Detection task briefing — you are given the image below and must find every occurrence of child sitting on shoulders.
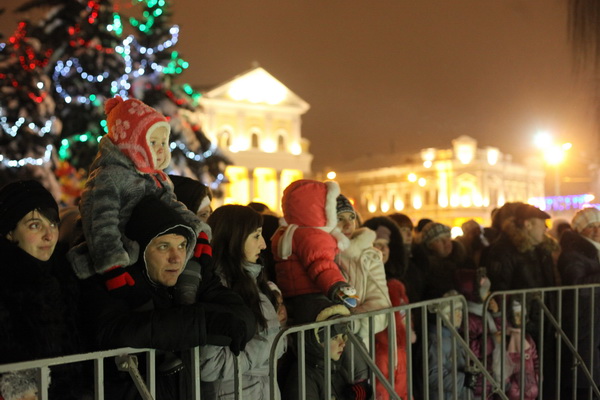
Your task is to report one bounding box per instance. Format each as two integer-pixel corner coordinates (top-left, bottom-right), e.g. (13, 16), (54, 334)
(68, 96), (205, 290)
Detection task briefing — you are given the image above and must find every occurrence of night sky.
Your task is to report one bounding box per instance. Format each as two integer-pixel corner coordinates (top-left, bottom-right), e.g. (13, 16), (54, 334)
(2, 0), (597, 177)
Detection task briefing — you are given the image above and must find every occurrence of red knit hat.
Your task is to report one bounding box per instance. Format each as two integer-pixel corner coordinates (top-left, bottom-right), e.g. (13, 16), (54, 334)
(104, 96), (171, 173)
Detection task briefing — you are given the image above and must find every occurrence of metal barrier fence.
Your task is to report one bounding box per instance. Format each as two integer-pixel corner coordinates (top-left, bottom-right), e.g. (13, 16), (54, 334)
(2, 284), (600, 400)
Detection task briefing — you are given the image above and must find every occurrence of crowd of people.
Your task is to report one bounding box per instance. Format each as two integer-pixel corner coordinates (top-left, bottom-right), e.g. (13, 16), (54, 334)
(1, 96), (600, 400)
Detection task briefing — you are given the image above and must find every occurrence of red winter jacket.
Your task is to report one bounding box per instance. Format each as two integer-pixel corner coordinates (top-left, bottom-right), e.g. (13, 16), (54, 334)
(272, 180), (349, 298)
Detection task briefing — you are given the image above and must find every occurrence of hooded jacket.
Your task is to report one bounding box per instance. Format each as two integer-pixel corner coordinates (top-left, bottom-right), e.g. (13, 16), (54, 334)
(68, 136), (204, 279)
(272, 180), (349, 298)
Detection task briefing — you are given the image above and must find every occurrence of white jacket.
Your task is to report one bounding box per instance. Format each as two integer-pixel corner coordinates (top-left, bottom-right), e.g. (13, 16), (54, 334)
(338, 228), (392, 346)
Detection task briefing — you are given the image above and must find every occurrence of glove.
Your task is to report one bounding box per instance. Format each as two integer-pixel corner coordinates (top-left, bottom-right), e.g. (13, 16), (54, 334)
(103, 266), (135, 291)
(343, 381), (373, 400)
(333, 284), (359, 308)
(206, 313), (249, 356)
(464, 369), (479, 390)
(194, 231), (212, 258)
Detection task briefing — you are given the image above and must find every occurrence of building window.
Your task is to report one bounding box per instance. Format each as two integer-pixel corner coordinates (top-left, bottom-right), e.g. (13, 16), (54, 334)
(278, 134), (285, 151)
(251, 133), (259, 149)
(218, 131), (231, 148)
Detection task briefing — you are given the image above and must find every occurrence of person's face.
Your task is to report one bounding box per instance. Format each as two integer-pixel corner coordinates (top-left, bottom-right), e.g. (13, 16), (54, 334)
(581, 222), (600, 244)
(524, 218), (547, 245)
(7, 210), (58, 261)
(373, 238), (390, 263)
(197, 205), (212, 223)
(144, 233), (187, 287)
(513, 310), (522, 327)
(428, 235), (452, 258)
(244, 227), (266, 263)
(328, 333), (347, 361)
(149, 128), (168, 168)
(337, 212), (356, 238)
(399, 226), (413, 246)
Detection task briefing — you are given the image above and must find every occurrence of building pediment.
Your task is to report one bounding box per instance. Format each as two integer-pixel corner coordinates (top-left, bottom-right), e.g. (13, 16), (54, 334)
(202, 67), (309, 113)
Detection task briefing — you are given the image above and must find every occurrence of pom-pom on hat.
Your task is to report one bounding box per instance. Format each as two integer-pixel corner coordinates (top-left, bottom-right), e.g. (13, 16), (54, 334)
(421, 222), (451, 246)
(104, 96), (171, 172)
(336, 194), (355, 216)
(0, 180), (58, 236)
(572, 207), (600, 233)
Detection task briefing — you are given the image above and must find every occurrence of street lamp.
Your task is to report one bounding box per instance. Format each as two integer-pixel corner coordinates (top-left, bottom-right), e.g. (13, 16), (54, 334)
(535, 132), (571, 196)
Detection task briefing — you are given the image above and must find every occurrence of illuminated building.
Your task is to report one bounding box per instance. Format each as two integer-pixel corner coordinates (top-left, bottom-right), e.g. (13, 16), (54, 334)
(199, 67), (313, 212)
(325, 136), (546, 227)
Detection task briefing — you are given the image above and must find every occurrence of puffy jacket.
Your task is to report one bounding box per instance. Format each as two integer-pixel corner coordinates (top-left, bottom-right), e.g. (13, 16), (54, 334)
(272, 180), (349, 298)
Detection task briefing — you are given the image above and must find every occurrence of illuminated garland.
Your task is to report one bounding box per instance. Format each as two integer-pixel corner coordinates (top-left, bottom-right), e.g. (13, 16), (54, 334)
(53, 58), (130, 104)
(0, 144), (53, 168)
(117, 25), (181, 77)
(0, 110), (55, 138)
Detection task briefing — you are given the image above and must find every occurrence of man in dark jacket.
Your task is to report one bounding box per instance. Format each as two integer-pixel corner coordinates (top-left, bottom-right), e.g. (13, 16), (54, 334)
(483, 203), (556, 292)
(558, 207), (600, 398)
(79, 195), (256, 399)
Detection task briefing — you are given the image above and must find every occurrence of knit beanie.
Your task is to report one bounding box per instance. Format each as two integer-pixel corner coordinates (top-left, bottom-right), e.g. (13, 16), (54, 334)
(105, 96), (171, 173)
(421, 222), (451, 246)
(0, 180), (58, 236)
(572, 207), (600, 233)
(125, 195), (196, 263)
(336, 194), (355, 216)
(170, 175), (211, 213)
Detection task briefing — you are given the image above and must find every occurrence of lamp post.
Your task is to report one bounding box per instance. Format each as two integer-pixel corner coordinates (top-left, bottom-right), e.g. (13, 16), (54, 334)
(542, 142), (572, 196)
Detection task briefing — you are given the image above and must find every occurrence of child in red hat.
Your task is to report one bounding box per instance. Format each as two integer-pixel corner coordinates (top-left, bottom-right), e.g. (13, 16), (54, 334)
(68, 96), (206, 291)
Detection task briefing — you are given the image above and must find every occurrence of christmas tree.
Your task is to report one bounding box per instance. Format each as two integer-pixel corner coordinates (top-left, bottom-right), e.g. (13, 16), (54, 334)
(0, 21), (62, 196)
(0, 0), (229, 196)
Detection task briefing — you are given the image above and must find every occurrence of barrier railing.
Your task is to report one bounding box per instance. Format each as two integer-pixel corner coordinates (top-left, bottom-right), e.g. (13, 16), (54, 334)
(2, 284), (600, 400)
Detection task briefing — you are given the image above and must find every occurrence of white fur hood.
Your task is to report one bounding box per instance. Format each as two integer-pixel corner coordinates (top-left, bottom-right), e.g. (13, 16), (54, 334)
(343, 228), (377, 259)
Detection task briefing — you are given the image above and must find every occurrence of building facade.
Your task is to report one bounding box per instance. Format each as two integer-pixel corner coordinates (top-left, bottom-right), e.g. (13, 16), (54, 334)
(199, 67), (313, 212)
(327, 136), (546, 228)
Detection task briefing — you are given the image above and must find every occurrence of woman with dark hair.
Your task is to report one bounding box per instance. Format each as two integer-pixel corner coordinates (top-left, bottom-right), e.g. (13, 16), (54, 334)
(0, 180), (86, 400)
(200, 205), (285, 400)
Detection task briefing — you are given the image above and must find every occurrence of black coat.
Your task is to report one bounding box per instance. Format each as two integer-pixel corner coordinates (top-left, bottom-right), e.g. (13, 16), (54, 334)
(0, 238), (86, 399)
(79, 257), (256, 400)
(483, 234), (556, 292)
(557, 230), (600, 388)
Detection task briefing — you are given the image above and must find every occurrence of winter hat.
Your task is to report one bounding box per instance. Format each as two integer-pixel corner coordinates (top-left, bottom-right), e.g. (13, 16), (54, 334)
(421, 222), (451, 246)
(125, 195), (196, 264)
(104, 96), (171, 173)
(572, 207), (600, 233)
(514, 203), (550, 223)
(375, 225), (391, 242)
(170, 175), (212, 213)
(336, 194), (355, 216)
(0, 180), (59, 236)
(415, 218), (433, 233)
(314, 303), (351, 344)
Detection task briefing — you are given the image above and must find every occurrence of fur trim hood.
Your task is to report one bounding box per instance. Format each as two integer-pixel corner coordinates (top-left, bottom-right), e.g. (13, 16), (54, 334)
(342, 228), (376, 259)
(281, 179), (339, 229)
